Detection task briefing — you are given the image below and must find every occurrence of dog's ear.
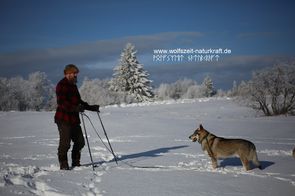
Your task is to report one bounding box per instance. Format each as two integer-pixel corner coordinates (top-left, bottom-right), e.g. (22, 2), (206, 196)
(200, 124), (203, 130)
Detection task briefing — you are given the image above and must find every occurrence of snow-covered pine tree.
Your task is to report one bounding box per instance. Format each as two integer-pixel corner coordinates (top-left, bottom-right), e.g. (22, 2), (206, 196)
(0, 72), (55, 111)
(28, 71), (55, 111)
(201, 75), (216, 97)
(109, 43), (154, 102)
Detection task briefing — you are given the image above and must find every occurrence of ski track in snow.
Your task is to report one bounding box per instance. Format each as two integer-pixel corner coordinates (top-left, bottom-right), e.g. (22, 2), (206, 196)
(1, 164), (63, 195)
(116, 150), (295, 187)
(1, 145), (293, 195)
(0, 98), (295, 195)
(2, 149), (294, 196)
(0, 160), (110, 195)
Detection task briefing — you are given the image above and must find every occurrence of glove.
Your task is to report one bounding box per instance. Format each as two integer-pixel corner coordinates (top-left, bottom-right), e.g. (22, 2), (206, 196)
(89, 104), (100, 112)
(76, 104), (85, 112)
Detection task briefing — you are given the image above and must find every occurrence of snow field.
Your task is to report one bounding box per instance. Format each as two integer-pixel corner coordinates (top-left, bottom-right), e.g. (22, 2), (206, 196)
(0, 98), (294, 195)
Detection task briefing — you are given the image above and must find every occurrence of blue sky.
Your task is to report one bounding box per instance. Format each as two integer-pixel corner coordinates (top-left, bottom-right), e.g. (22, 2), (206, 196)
(0, 0), (294, 89)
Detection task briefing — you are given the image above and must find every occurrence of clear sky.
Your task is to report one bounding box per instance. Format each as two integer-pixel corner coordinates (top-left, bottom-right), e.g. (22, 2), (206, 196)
(1, 0), (294, 89)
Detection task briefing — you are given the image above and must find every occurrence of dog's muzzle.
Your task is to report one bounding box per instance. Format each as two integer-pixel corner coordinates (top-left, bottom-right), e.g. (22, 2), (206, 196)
(189, 135), (198, 142)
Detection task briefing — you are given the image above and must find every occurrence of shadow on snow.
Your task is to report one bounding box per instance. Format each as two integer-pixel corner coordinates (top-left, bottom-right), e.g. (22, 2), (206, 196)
(118, 145), (189, 161)
(220, 157), (274, 170)
(83, 145), (189, 167)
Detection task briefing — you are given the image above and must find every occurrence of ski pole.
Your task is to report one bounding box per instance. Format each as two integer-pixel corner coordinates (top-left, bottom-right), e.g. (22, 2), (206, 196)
(96, 111), (118, 164)
(81, 112), (95, 171)
(82, 113), (112, 153)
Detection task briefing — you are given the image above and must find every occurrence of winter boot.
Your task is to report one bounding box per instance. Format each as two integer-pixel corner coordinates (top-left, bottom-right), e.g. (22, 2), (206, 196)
(72, 151), (81, 167)
(60, 161), (70, 170)
(58, 154), (70, 170)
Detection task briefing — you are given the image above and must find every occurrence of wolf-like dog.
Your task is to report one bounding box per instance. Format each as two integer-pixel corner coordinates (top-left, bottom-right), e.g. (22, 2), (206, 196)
(189, 124), (262, 171)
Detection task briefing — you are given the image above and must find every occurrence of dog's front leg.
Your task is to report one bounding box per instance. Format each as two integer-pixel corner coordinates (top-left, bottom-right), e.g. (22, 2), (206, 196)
(206, 149), (218, 169)
(210, 156), (218, 169)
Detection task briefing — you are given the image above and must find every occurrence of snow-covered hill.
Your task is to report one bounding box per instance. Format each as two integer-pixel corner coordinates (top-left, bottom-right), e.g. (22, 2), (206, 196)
(0, 98), (294, 195)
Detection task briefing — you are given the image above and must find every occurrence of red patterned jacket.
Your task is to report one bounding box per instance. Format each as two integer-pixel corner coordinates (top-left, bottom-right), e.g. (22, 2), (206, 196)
(54, 77), (88, 125)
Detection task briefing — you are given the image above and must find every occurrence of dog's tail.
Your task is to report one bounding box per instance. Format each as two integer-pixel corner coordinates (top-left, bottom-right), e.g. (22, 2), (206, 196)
(250, 144), (262, 170)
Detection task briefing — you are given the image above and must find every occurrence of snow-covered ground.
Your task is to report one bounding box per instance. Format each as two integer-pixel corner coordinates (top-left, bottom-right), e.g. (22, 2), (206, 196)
(0, 98), (294, 196)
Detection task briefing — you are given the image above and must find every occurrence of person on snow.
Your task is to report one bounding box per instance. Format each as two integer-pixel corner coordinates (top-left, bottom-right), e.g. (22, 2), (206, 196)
(54, 64), (99, 170)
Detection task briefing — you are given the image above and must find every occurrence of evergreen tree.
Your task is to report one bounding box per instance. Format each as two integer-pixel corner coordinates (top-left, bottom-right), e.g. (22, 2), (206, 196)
(202, 75), (216, 97)
(109, 43), (154, 102)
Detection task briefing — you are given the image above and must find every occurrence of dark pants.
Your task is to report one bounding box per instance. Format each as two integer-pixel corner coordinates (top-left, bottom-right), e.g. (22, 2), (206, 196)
(57, 123), (85, 164)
